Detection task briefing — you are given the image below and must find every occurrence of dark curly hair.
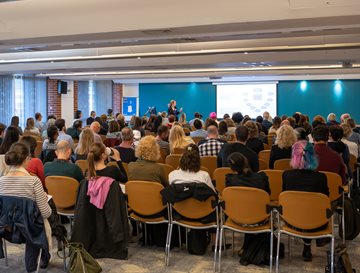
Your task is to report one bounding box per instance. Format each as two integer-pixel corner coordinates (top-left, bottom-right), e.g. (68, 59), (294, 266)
(179, 144), (200, 172)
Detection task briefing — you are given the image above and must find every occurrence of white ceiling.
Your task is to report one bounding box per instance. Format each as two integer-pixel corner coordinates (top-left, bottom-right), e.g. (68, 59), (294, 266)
(0, 0), (360, 82)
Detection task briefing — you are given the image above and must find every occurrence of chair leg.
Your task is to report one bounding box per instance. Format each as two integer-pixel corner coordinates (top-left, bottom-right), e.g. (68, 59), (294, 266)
(214, 227), (220, 273)
(342, 209), (346, 245)
(178, 226), (182, 250)
(165, 222), (173, 266)
(3, 239), (8, 267)
(36, 248), (42, 273)
(231, 232), (235, 257)
(330, 236), (335, 273)
(223, 231), (227, 256)
(185, 228), (188, 250)
(63, 244), (66, 272)
(288, 236), (292, 260)
(270, 231), (273, 273)
(144, 224), (147, 246)
(217, 227), (223, 273)
(275, 232), (281, 273)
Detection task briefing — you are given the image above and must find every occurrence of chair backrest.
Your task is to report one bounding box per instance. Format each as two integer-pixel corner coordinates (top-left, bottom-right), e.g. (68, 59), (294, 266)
(222, 187), (270, 225)
(45, 176), (79, 209)
(183, 128), (191, 136)
(165, 154), (182, 169)
(279, 191), (331, 230)
(75, 159), (88, 176)
(273, 159), (292, 170)
(192, 137), (205, 145)
(173, 147), (186, 154)
(258, 150), (270, 168)
(157, 163), (175, 180)
(267, 134), (276, 146)
(260, 169), (284, 201)
(156, 148), (168, 164)
(213, 167), (235, 194)
(173, 196), (216, 220)
(125, 181), (165, 216)
(34, 141), (43, 158)
(320, 171), (343, 202)
(122, 162), (129, 177)
(349, 154), (357, 172)
(258, 159), (267, 171)
(263, 143), (270, 150)
(103, 138), (121, 147)
(200, 156), (217, 179)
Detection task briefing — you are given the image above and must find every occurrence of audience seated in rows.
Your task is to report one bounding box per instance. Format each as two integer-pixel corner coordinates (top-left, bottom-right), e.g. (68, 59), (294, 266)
(198, 126), (224, 157)
(24, 117), (41, 136)
(0, 123), (6, 145)
(341, 123), (359, 157)
(169, 125), (194, 153)
(72, 128), (94, 162)
(34, 112), (44, 132)
(90, 121), (102, 143)
(10, 116), (23, 135)
(55, 118), (74, 150)
(169, 144), (215, 192)
(245, 120), (264, 155)
(217, 126), (259, 171)
(44, 140), (84, 183)
(269, 125), (297, 169)
(66, 119), (82, 140)
(0, 126), (20, 173)
(115, 127), (137, 163)
(128, 135), (167, 186)
(156, 125), (170, 156)
(282, 140), (329, 261)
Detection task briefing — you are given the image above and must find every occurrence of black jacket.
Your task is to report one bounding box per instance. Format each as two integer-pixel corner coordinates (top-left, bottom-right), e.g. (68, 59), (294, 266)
(0, 196), (48, 258)
(225, 172), (271, 195)
(71, 179), (129, 259)
(161, 182), (217, 205)
(217, 142), (259, 172)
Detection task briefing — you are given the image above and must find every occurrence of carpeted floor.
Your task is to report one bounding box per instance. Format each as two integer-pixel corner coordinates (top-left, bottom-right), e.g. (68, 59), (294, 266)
(1, 229), (359, 273)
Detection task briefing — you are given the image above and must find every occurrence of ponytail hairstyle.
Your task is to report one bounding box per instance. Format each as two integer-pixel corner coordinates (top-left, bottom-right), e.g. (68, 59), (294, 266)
(87, 142), (106, 179)
(5, 142), (30, 166)
(227, 152), (252, 176)
(179, 144), (200, 172)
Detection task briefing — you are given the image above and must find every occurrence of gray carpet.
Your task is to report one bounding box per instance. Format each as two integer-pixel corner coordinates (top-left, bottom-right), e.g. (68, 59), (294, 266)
(1, 230), (359, 273)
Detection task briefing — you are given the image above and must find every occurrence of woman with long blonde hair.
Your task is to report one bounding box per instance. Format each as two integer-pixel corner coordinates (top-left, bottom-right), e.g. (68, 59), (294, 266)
(169, 125), (194, 153)
(72, 128), (95, 162)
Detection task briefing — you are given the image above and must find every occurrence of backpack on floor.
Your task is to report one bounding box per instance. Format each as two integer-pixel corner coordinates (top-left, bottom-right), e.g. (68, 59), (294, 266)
(187, 229), (209, 255)
(325, 245), (356, 273)
(339, 196), (360, 240)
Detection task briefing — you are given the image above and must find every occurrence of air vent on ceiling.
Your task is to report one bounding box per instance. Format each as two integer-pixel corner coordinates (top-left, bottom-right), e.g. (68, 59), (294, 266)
(142, 29), (173, 35)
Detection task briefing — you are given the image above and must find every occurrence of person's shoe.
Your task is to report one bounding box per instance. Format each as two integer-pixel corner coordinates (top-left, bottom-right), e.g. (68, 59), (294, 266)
(302, 245), (312, 262)
(316, 238), (331, 247)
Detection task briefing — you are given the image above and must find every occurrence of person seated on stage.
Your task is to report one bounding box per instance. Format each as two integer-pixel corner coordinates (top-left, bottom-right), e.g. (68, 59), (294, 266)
(169, 144), (215, 192)
(115, 127), (137, 163)
(282, 140), (329, 262)
(156, 125), (170, 156)
(244, 121), (264, 155)
(66, 119), (82, 140)
(198, 126), (225, 157)
(24, 117), (41, 136)
(169, 125), (194, 154)
(86, 111), (96, 126)
(269, 125), (297, 169)
(44, 140), (84, 183)
(128, 135), (167, 186)
(55, 119), (74, 150)
(72, 128), (95, 162)
(190, 119), (207, 138)
(217, 126), (259, 171)
(312, 125), (347, 184)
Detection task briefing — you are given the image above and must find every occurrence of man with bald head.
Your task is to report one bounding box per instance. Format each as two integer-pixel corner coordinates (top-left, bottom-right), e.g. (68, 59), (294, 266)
(90, 121), (102, 143)
(44, 140), (84, 182)
(198, 125), (225, 156)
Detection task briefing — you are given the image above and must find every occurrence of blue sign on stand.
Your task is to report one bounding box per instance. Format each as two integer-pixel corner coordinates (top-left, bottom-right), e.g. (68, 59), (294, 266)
(123, 97), (137, 116)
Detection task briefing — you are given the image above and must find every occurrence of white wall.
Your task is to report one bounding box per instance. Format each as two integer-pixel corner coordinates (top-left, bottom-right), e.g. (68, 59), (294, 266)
(61, 80), (74, 128)
(122, 84), (139, 120)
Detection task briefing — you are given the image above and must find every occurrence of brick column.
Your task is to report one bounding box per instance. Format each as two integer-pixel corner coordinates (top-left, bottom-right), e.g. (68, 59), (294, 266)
(112, 83), (123, 114)
(73, 81), (78, 112)
(47, 79), (61, 118)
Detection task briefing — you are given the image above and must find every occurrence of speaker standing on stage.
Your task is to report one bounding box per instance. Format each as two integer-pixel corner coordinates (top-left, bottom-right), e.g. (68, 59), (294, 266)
(167, 100), (182, 119)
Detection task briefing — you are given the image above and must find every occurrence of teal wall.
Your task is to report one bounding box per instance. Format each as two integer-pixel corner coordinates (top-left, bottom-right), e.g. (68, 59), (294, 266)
(139, 80), (360, 122)
(139, 82), (216, 118)
(277, 80), (360, 122)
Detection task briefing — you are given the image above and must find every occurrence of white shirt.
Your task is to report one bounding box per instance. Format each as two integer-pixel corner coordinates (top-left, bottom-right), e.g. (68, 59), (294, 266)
(343, 138), (358, 158)
(168, 169), (216, 192)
